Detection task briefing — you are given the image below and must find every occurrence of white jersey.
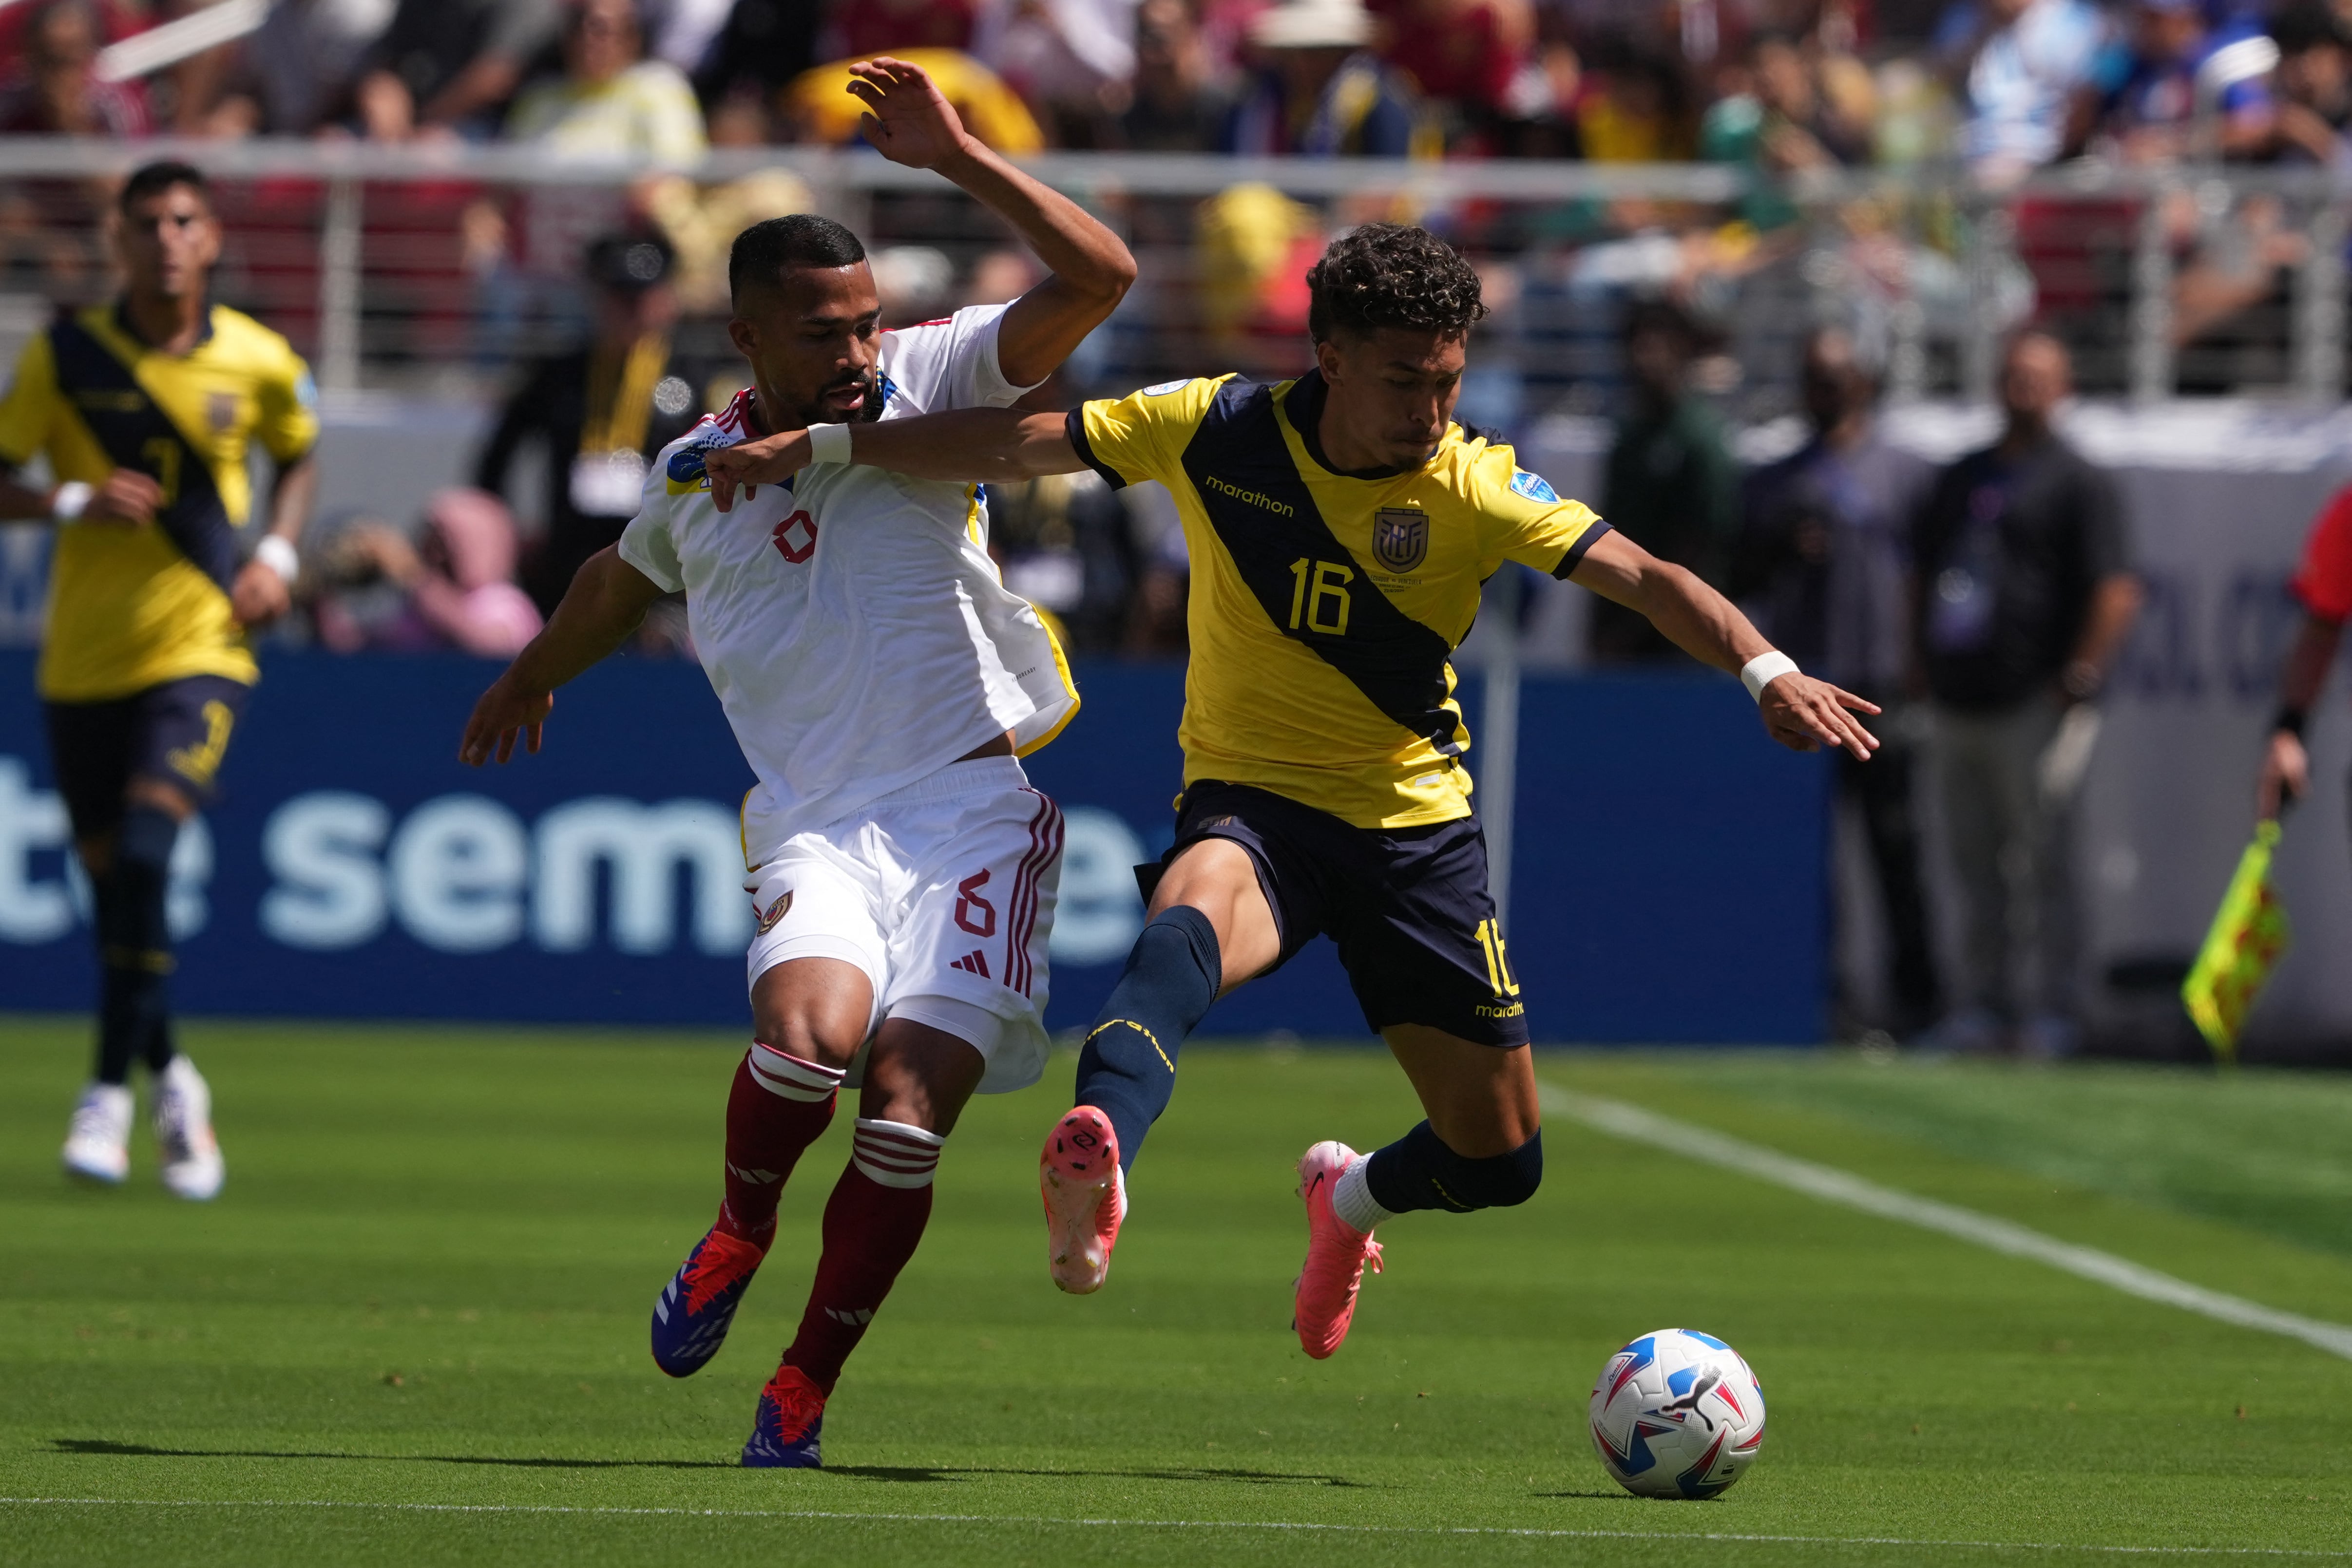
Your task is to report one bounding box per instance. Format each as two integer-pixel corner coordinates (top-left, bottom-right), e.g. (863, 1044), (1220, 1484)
(619, 304), (1079, 868)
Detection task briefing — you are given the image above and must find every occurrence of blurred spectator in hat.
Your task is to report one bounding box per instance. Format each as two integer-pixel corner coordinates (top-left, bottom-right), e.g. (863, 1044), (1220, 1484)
(1223, 0), (1435, 155)
(782, 47), (1046, 151)
(309, 491), (543, 656)
(2254, 2), (2352, 163)
(1591, 299), (1739, 664)
(351, 0), (560, 140)
(641, 106), (814, 312)
(0, 0), (152, 135)
(1911, 332), (2138, 1058)
(197, 0), (395, 135)
(2082, 0), (2273, 162)
(1112, 0), (1238, 149)
(1932, 0), (2108, 183)
(473, 232), (717, 612)
(1733, 326), (1940, 1036)
(504, 0), (708, 163)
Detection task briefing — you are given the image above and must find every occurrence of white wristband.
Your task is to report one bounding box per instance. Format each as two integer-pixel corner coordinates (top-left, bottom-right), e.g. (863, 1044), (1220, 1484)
(1740, 651), (1800, 702)
(50, 481), (91, 521)
(804, 423), (852, 465)
(254, 533), (300, 584)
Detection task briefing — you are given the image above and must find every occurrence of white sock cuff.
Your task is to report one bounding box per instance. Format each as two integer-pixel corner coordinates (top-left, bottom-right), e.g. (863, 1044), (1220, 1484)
(1331, 1153), (1396, 1234)
(852, 1117), (944, 1189)
(747, 1041), (845, 1102)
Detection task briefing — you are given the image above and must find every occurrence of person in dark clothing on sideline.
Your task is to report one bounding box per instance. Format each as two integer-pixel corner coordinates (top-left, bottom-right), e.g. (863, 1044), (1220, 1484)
(1911, 331), (2140, 1059)
(474, 232), (714, 611)
(1592, 299), (1739, 663)
(1734, 327), (1939, 1036)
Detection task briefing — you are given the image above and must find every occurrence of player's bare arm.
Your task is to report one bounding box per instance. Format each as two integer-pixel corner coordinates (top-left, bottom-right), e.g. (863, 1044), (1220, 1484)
(229, 449), (319, 627)
(1569, 529), (1881, 760)
(846, 58), (1135, 388)
(459, 545), (666, 766)
(705, 408), (1076, 509)
(0, 465), (165, 525)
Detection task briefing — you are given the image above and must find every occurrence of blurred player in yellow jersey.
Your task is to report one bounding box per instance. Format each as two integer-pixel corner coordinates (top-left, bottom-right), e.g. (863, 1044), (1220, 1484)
(0, 161), (321, 1200)
(707, 224), (1877, 1356)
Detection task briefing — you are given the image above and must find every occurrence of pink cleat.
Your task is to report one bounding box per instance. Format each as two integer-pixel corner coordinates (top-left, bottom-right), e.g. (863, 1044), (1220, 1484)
(1293, 1140), (1383, 1360)
(1040, 1107), (1125, 1294)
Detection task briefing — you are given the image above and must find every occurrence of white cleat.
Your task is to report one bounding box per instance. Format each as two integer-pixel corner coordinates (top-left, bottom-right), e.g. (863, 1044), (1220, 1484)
(153, 1055), (225, 1202)
(63, 1082), (134, 1185)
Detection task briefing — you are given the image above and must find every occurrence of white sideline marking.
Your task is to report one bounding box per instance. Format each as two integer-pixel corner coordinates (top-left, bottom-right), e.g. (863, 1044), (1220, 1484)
(0, 1498), (2347, 1558)
(1541, 1086), (2352, 1363)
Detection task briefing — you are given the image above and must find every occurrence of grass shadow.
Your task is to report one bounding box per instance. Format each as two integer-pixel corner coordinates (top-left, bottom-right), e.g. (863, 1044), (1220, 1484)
(55, 1439), (1370, 1488)
(826, 1463), (1372, 1488)
(52, 1438), (732, 1470)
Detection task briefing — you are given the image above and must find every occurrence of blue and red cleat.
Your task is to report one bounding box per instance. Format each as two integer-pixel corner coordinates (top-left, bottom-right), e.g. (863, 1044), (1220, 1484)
(650, 1226), (766, 1378)
(741, 1365), (826, 1468)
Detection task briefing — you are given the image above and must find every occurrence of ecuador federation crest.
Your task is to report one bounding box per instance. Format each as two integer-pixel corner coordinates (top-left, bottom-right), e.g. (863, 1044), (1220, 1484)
(1373, 507), (1429, 573)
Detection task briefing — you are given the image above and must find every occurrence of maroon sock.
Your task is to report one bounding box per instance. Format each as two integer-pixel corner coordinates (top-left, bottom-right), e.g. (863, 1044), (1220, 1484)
(716, 1042), (845, 1247)
(779, 1118), (945, 1393)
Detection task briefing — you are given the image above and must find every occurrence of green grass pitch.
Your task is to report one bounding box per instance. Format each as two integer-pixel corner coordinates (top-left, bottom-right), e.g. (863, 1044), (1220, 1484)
(4, 1020), (2352, 1566)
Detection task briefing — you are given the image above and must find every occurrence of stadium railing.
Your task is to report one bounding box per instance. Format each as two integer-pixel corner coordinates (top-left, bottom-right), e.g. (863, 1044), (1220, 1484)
(2, 137), (2347, 412)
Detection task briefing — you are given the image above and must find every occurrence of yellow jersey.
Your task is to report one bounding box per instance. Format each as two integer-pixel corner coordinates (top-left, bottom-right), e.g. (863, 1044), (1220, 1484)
(1069, 370), (1609, 829)
(0, 301), (319, 702)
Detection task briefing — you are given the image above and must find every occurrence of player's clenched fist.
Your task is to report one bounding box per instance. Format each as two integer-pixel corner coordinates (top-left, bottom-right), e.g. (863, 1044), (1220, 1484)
(84, 468), (166, 525)
(459, 674), (555, 766)
(1758, 673), (1880, 760)
(704, 430), (815, 512)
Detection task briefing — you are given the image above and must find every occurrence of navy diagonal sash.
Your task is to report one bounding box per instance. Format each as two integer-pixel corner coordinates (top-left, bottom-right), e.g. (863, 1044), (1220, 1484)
(47, 309), (239, 591)
(1178, 378), (1464, 756)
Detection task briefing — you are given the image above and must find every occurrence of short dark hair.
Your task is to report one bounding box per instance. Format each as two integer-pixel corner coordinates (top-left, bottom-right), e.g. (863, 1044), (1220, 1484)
(2271, 2), (2347, 54)
(120, 160), (210, 215)
(728, 214), (867, 309)
(1305, 223), (1487, 345)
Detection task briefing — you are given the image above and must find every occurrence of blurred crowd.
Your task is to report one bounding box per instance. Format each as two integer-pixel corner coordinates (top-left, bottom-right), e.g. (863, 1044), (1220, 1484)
(2, 0), (2348, 178)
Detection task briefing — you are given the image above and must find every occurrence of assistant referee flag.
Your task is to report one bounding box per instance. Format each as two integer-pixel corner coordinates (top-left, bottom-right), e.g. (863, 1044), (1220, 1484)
(2180, 820), (2292, 1064)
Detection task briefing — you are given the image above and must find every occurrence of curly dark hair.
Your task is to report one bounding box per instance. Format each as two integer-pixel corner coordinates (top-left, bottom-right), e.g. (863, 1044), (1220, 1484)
(1305, 224), (1488, 345)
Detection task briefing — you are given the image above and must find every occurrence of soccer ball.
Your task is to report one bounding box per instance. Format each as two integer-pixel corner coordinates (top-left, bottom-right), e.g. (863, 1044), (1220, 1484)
(1587, 1328), (1766, 1499)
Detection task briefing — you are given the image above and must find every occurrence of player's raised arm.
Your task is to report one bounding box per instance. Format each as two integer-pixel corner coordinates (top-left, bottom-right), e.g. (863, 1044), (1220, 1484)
(847, 57), (1134, 386)
(459, 545), (666, 765)
(1569, 528), (1882, 760)
(704, 408), (1083, 510)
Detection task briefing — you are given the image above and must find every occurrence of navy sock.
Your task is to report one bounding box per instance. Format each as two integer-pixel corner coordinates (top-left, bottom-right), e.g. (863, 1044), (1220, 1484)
(1073, 906), (1221, 1172)
(1365, 1121), (1543, 1214)
(94, 804), (178, 1086)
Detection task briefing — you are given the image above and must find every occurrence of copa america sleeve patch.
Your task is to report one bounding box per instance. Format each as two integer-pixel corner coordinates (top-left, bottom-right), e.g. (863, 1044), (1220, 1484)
(666, 446), (711, 494)
(1143, 379), (1190, 396)
(1510, 469), (1559, 503)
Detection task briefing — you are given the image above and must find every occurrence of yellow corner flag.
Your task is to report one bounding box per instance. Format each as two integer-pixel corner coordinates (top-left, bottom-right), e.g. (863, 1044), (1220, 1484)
(2180, 820), (2292, 1064)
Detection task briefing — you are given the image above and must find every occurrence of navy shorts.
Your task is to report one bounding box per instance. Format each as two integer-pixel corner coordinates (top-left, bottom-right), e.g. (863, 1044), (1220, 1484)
(43, 675), (249, 838)
(1139, 780), (1530, 1047)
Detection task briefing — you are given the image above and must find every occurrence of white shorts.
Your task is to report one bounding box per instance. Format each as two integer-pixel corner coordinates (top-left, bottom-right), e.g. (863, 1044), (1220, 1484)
(743, 756), (1064, 1095)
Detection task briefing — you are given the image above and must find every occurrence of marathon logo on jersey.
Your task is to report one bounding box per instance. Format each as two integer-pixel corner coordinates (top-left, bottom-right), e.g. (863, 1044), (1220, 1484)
(1204, 475), (1292, 515)
(1373, 508), (1429, 573)
(1510, 469), (1559, 504)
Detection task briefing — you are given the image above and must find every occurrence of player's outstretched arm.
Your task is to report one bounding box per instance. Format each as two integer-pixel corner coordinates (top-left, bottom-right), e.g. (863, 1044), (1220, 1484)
(1569, 529), (1881, 760)
(847, 56), (1135, 386)
(459, 546), (666, 766)
(704, 409), (1082, 511)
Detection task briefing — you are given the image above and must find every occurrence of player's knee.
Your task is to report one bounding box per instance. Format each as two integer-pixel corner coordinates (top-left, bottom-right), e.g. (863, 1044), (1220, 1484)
(750, 996), (861, 1072)
(1442, 1129), (1542, 1209)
